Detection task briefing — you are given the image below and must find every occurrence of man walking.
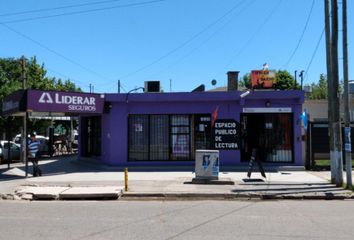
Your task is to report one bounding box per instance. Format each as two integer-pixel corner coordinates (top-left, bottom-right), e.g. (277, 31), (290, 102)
(28, 133), (42, 177)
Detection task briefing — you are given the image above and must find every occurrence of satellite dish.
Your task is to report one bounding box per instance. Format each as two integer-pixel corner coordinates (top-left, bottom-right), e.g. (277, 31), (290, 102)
(211, 79), (217, 86)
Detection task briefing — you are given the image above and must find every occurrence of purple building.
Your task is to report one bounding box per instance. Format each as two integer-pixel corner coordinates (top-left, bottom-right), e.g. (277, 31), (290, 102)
(2, 86), (304, 169)
(80, 89), (304, 168)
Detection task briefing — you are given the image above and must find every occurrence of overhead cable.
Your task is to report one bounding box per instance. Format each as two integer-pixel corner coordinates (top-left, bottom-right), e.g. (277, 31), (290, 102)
(0, 0), (123, 17)
(1, 23), (111, 84)
(281, 0), (315, 68)
(116, 0), (246, 81)
(304, 27), (325, 82)
(0, 0), (165, 24)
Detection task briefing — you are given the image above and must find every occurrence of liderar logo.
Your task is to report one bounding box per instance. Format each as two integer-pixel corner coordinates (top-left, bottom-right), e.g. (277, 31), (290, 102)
(38, 92), (53, 103)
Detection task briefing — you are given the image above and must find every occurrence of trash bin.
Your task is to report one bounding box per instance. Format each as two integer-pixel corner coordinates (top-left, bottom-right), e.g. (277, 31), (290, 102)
(195, 150), (219, 180)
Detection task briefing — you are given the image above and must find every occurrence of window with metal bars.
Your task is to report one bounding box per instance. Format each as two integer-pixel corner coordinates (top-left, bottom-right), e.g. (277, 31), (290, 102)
(128, 114), (211, 161)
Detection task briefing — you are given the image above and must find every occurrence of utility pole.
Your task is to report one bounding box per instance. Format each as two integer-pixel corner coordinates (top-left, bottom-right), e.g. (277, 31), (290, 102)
(331, 0), (343, 186)
(118, 80), (121, 93)
(325, 0), (336, 182)
(21, 56), (28, 177)
(89, 84), (92, 93)
(342, 0), (352, 188)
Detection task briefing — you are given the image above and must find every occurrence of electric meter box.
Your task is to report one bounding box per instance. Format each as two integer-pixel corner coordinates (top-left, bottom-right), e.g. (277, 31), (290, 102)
(195, 150), (219, 180)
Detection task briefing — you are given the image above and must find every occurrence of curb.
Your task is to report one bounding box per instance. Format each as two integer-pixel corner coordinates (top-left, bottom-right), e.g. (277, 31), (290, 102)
(121, 192), (354, 201)
(2, 191), (353, 201)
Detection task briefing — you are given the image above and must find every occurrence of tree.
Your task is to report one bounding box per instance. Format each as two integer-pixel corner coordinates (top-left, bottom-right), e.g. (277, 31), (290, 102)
(0, 56), (81, 138)
(308, 74), (328, 99)
(239, 73), (251, 89)
(275, 70), (299, 90)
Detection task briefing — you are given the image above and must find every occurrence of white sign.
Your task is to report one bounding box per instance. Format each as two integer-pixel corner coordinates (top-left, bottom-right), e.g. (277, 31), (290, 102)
(39, 92), (96, 106)
(243, 107), (292, 113)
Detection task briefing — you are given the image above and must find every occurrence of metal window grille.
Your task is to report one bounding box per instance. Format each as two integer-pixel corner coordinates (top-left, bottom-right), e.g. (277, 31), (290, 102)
(128, 115), (149, 161)
(170, 115), (191, 160)
(149, 115), (169, 160)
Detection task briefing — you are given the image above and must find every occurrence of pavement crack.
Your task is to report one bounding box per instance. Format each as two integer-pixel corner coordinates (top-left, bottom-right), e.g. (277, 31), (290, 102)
(165, 202), (257, 240)
(72, 202), (208, 240)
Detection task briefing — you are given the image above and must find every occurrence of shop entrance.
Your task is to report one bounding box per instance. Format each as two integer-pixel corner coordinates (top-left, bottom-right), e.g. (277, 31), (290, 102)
(241, 113), (294, 163)
(81, 116), (101, 157)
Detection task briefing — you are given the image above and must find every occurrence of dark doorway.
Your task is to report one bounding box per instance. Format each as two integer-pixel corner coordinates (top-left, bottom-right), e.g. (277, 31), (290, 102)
(241, 113), (293, 163)
(81, 116), (101, 157)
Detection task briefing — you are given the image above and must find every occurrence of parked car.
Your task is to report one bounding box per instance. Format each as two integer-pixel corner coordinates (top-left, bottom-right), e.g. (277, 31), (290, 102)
(0, 140), (21, 164)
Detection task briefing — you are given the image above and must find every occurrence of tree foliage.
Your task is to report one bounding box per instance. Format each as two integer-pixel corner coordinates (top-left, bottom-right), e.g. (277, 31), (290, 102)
(239, 73), (251, 89)
(308, 74), (328, 99)
(275, 70), (299, 90)
(0, 56), (81, 138)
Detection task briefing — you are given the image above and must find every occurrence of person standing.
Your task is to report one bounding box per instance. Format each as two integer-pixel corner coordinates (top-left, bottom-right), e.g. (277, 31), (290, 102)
(28, 133), (42, 177)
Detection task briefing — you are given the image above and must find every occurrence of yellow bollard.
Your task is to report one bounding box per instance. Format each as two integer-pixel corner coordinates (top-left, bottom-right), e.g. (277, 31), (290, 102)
(124, 167), (128, 191)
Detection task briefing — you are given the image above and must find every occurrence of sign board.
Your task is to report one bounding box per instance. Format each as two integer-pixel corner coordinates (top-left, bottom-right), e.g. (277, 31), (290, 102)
(213, 119), (241, 150)
(251, 70), (276, 89)
(344, 127), (352, 152)
(243, 107), (292, 113)
(27, 90), (104, 114)
(195, 150), (219, 180)
(2, 90), (27, 116)
(247, 148), (266, 178)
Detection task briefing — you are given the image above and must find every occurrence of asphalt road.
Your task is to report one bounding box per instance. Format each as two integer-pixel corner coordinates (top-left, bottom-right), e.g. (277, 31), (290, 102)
(0, 200), (353, 240)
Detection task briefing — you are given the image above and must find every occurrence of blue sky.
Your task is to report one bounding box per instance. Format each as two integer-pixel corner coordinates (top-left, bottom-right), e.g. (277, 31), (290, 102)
(1, 0), (353, 93)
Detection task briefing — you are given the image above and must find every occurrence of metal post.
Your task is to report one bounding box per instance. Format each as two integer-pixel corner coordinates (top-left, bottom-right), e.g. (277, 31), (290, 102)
(342, 0), (352, 188)
(24, 112), (28, 177)
(299, 70), (304, 90)
(6, 118), (11, 169)
(124, 167), (128, 191)
(294, 70), (297, 89)
(20, 56), (28, 177)
(118, 80), (121, 93)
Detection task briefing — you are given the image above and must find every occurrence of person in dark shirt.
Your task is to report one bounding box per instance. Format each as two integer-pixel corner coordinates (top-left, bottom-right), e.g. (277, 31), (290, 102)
(28, 133), (42, 177)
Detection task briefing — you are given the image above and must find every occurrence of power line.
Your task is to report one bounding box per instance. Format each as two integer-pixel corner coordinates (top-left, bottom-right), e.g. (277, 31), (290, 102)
(0, 0), (165, 24)
(46, 66), (87, 87)
(0, 0), (123, 17)
(225, 0), (282, 68)
(281, 0), (315, 68)
(147, 0), (255, 78)
(0, 23), (111, 83)
(115, 0), (247, 81)
(304, 27), (325, 82)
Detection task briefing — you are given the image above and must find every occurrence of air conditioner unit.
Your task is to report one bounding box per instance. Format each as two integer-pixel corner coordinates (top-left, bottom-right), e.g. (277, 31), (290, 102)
(144, 81), (160, 93)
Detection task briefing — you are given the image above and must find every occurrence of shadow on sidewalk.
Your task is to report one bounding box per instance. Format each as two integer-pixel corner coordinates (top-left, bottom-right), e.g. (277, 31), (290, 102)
(231, 183), (346, 195)
(0, 155), (104, 182)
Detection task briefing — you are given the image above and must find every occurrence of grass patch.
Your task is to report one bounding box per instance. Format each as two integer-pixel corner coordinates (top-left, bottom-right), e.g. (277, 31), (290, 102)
(315, 159), (354, 167)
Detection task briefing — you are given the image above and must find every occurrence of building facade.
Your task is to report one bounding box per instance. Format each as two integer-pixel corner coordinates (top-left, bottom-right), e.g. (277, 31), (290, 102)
(79, 90), (304, 167)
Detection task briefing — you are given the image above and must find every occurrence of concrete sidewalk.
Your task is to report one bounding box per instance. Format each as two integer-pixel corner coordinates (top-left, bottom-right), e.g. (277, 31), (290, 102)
(0, 156), (353, 201)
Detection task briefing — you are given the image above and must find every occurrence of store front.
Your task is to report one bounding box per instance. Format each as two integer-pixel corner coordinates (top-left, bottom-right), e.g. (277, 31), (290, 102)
(2, 89), (104, 173)
(99, 90), (304, 167)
